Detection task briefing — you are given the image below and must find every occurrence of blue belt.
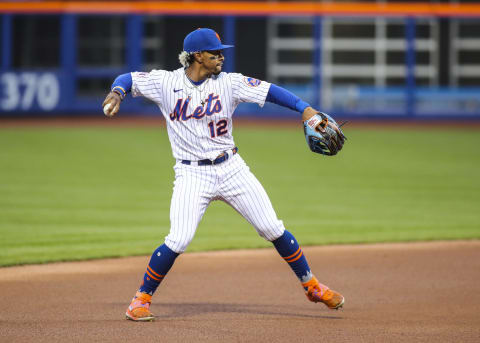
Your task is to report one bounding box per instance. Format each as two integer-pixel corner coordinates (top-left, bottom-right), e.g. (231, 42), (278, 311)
(181, 147), (238, 166)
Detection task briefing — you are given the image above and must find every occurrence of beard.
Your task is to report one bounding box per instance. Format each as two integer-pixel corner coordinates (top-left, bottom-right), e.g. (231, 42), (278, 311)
(213, 65), (222, 75)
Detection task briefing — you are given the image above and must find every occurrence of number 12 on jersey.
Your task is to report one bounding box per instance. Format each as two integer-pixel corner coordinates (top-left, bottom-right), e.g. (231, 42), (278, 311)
(208, 119), (228, 138)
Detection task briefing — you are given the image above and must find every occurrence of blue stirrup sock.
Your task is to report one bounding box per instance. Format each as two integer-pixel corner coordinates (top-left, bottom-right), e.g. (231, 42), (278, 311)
(139, 244), (179, 295)
(272, 230), (313, 289)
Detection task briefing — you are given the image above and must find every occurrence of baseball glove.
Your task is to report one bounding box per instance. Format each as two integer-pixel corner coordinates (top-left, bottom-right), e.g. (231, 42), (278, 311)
(303, 112), (346, 156)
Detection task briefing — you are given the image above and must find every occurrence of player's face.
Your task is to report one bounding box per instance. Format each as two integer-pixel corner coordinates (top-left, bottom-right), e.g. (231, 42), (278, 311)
(202, 50), (224, 75)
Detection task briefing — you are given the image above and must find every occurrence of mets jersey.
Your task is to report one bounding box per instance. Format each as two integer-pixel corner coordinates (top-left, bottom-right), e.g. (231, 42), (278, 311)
(131, 68), (271, 161)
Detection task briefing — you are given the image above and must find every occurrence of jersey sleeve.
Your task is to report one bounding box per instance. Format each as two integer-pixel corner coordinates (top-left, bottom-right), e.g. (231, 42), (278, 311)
(131, 70), (166, 102)
(229, 73), (271, 107)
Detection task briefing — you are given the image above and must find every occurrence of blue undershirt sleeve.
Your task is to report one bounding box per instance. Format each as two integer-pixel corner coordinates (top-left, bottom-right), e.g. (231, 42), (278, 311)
(266, 83), (311, 113)
(111, 73), (133, 98)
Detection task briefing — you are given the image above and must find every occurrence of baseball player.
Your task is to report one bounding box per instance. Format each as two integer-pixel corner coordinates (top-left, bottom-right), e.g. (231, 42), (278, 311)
(102, 28), (345, 322)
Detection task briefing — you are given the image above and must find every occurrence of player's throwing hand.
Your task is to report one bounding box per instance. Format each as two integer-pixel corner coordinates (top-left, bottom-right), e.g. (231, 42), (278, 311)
(102, 90), (122, 117)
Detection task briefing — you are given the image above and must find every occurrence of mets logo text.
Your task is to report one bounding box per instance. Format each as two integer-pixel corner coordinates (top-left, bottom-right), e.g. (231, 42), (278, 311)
(244, 77), (261, 87)
(169, 93), (222, 122)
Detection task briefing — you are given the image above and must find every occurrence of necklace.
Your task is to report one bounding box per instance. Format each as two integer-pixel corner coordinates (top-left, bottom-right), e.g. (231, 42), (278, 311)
(183, 70), (209, 106)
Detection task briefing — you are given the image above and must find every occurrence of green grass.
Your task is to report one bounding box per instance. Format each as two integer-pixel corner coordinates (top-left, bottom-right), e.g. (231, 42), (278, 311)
(1, 125), (479, 266)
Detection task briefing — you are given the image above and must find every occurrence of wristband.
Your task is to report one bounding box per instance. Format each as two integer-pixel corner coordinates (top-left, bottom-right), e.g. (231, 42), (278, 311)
(112, 86), (126, 100)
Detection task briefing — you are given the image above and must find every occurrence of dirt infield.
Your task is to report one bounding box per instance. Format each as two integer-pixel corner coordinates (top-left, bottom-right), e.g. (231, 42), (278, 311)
(1, 241), (479, 342)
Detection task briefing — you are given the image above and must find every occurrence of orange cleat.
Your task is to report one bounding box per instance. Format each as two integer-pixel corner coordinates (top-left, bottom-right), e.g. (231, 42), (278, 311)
(125, 291), (155, 321)
(302, 276), (345, 310)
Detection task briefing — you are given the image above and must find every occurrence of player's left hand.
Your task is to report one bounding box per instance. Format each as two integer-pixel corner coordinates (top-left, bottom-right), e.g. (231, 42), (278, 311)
(303, 112), (346, 156)
(102, 91), (122, 117)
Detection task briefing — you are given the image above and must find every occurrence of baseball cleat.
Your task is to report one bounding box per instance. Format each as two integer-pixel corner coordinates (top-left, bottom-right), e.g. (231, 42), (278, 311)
(125, 291), (155, 321)
(302, 276), (345, 310)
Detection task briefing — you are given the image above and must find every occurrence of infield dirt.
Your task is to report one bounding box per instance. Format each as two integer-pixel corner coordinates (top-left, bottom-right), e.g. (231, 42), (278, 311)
(1, 241), (479, 342)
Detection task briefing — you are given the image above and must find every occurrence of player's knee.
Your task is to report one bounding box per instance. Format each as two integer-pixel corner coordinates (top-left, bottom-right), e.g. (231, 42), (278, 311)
(164, 232), (195, 254)
(255, 221), (285, 242)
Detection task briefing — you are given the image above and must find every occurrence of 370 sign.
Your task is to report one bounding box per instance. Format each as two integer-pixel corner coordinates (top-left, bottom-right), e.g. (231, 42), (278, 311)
(0, 72), (61, 111)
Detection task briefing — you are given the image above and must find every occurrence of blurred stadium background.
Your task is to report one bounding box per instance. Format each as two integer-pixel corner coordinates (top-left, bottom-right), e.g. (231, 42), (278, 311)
(1, 0), (480, 119)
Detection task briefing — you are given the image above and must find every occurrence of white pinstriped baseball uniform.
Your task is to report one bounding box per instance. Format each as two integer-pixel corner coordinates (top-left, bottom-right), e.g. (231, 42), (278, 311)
(131, 68), (285, 253)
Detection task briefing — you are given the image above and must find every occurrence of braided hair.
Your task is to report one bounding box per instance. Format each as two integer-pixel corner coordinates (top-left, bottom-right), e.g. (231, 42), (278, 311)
(178, 51), (196, 67)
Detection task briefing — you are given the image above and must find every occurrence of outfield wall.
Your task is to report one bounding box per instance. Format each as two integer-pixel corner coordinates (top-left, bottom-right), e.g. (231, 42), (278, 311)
(1, 1), (480, 119)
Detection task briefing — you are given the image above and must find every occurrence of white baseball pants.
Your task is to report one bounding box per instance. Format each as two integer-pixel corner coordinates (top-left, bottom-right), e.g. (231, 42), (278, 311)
(165, 154), (286, 253)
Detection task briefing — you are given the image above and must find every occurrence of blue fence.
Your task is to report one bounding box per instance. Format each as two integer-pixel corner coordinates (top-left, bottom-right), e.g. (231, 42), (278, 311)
(1, 13), (480, 119)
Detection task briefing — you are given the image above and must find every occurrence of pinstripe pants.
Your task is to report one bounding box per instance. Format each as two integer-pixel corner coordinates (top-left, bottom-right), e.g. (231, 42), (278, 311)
(165, 154), (286, 253)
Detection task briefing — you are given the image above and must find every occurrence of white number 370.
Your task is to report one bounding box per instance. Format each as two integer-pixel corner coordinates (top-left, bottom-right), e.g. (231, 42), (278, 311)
(0, 72), (60, 111)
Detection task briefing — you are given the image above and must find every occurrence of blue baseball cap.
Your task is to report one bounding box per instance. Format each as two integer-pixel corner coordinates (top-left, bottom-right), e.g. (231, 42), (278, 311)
(183, 28), (234, 53)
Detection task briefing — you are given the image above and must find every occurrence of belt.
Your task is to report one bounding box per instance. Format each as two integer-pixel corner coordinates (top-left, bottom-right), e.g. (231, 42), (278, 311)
(181, 147), (238, 166)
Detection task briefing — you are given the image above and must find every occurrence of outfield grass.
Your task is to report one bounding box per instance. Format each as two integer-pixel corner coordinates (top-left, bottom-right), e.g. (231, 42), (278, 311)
(1, 124), (479, 266)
